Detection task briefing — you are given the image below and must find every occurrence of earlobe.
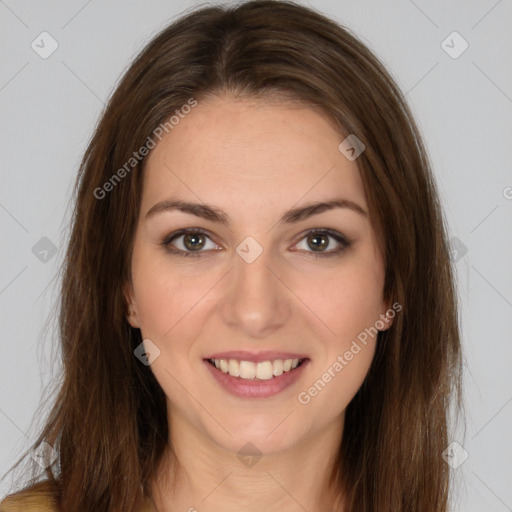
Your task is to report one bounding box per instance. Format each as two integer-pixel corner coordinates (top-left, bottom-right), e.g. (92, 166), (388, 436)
(377, 300), (396, 332)
(126, 305), (141, 328)
(379, 312), (393, 331)
(123, 282), (141, 328)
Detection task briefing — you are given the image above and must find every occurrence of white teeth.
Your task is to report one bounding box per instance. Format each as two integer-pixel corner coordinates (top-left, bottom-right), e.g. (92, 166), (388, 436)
(228, 359), (240, 377)
(272, 359), (284, 376)
(256, 361), (274, 380)
(210, 357), (304, 380)
(239, 361), (256, 379)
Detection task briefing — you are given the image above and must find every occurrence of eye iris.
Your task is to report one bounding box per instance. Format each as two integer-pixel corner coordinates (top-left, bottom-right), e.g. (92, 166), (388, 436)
(184, 233), (205, 251)
(307, 233), (328, 251)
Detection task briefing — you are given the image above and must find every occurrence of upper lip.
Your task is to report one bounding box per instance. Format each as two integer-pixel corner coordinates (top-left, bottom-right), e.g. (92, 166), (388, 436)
(203, 351), (309, 363)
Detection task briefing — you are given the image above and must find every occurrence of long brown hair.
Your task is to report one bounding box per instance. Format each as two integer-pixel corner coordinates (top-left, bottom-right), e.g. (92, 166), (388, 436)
(2, 1), (463, 510)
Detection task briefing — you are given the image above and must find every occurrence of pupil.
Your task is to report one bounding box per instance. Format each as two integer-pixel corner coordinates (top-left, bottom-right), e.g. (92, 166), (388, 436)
(184, 233), (205, 251)
(308, 234), (328, 251)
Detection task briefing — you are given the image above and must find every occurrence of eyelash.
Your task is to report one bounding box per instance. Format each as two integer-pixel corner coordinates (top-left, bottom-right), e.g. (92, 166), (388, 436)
(161, 228), (351, 259)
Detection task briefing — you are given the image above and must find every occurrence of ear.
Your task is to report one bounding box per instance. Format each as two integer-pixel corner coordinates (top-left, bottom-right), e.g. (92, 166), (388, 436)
(123, 281), (141, 328)
(377, 299), (398, 332)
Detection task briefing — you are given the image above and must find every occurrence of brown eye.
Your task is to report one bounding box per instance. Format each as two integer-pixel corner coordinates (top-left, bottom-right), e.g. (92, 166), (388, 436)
(163, 228), (219, 256)
(293, 229), (350, 258)
(306, 233), (329, 252)
(183, 232), (206, 251)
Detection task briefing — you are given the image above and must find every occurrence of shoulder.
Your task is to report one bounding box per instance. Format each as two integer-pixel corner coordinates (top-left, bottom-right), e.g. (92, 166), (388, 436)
(0, 480), (59, 512)
(1, 480), (156, 512)
(1, 481), (156, 512)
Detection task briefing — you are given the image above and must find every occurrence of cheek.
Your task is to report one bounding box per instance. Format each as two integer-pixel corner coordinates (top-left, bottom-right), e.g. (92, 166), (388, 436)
(327, 271), (383, 336)
(304, 254), (385, 345)
(298, 265), (382, 412)
(130, 248), (210, 339)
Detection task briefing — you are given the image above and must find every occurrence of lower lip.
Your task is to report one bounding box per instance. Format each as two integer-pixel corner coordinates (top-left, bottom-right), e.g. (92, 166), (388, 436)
(204, 360), (309, 399)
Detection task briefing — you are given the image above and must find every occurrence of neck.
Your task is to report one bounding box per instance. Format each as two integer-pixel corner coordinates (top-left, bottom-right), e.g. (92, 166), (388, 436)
(150, 408), (345, 512)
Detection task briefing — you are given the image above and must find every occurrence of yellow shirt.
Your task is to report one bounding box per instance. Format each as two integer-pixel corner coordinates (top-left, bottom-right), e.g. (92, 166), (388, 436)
(0, 481), (156, 512)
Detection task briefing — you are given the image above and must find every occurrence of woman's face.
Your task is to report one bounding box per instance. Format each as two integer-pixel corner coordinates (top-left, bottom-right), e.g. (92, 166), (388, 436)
(126, 95), (391, 456)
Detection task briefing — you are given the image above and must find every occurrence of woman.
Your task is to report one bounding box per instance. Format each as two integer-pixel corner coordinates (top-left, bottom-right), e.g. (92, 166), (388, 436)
(0, 1), (463, 511)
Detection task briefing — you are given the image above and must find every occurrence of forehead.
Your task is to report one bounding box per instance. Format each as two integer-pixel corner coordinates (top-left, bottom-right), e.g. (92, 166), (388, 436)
(141, 95), (366, 213)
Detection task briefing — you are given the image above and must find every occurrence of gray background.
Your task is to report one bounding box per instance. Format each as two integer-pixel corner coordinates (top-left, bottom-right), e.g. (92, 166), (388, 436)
(1, 1), (511, 510)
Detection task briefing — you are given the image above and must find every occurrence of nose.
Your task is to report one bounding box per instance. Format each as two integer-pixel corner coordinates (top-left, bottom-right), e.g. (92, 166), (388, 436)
(219, 241), (291, 338)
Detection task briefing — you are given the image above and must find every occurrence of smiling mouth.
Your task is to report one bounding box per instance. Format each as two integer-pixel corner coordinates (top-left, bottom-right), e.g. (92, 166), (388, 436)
(207, 357), (307, 380)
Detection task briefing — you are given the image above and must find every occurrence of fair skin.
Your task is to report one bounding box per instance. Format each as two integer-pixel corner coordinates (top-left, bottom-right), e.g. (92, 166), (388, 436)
(125, 95), (392, 512)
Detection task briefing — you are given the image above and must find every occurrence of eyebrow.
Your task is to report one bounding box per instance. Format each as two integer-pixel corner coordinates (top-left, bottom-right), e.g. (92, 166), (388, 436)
(145, 198), (368, 225)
